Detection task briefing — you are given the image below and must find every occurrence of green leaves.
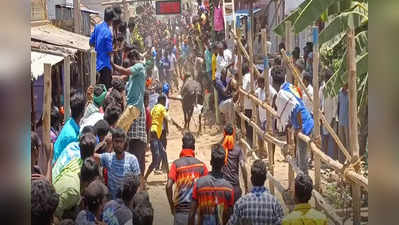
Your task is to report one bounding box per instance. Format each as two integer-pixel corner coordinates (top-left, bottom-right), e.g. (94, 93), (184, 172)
(319, 10), (367, 47)
(292, 0), (339, 33)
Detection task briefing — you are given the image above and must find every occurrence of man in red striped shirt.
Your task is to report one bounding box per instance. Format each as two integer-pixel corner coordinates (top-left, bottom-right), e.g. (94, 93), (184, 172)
(189, 144), (235, 225)
(166, 132), (208, 225)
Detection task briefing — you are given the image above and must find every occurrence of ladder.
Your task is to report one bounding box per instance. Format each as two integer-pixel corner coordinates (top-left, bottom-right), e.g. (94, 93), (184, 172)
(222, 0), (236, 38)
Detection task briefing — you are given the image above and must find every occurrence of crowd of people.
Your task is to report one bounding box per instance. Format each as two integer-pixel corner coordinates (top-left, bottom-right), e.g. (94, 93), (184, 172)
(28, 1), (350, 225)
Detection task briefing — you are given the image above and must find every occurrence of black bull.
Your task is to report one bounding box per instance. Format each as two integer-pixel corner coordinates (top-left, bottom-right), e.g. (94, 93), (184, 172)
(181, 79), (203, 131)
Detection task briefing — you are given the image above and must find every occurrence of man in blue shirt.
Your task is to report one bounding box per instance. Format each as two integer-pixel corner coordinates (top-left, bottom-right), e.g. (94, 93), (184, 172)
(273, 67), (314, 175)
(53, 93), (85, 164)
(215, 68), (233, 124)
(89, 7), (114, 89)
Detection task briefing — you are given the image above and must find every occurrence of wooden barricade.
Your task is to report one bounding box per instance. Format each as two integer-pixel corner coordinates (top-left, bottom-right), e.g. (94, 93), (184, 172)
(230, 22), (368, 224)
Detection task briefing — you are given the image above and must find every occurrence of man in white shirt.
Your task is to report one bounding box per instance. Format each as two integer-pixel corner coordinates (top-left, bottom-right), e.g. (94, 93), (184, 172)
(168, 50), (178, 92)
(255, 77), (277, 130)
(223, 41), (233, 66)
(242, 63), (253, 147)
(320, 70), (338, 159)
(302, 72), (313, 115)
(215, 42), (227, 80)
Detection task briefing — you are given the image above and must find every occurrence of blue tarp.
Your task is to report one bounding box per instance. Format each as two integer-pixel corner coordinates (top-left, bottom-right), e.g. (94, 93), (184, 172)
(225, 8), (262, 23)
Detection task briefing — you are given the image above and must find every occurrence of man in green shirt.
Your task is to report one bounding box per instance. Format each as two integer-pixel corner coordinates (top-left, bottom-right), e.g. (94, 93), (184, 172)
(282, 174), (328, 225)
(113, 50), (146, 132)
(53, 132), (98, 220)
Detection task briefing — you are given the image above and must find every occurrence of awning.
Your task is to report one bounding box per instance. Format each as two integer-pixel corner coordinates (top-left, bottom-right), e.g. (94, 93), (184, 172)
(31, 51), (64, 80)
(31, 24), (91, 51)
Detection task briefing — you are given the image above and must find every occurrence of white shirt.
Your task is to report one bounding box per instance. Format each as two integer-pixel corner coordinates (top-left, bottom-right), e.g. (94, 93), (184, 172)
(223, 49), (233, 66)
(216, 55), (227, 80)
(320, 81), (338, 127)
(243, 73), (253, 110)
(145, 35), (152, 48)
(303, 84), (314, 113)
(255, 85), (277, 124)
(168, 54), (176, 71)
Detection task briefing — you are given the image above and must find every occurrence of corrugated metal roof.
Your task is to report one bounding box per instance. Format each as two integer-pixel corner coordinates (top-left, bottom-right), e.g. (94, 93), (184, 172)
(31, 51), (64, 80)
(31, 24), (91, 50)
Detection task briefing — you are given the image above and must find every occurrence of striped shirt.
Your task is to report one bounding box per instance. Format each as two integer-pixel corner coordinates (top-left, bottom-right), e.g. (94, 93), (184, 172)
(100, 152), (141, 199)
(227, 186), (284, 225)
(192, 172), (234, 225)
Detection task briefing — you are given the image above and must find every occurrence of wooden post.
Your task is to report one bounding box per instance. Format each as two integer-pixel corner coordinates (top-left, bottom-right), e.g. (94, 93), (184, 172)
(348, 25), (361, 225)
(90, 49), (97, 86)
(248, 2), (258, 151)
(288, 127), (295, 201)
(122, 0), (129, 22)
(63, 56), (71, 121)
(284, 21), (293, 83)
(262, 28), (275, 195)
(312, 26), (321, 192)
(73, 0), (81, 34)
(31, 81), (36, 131)
(237, 29), (246, 139)
(43, 63), (52, 146)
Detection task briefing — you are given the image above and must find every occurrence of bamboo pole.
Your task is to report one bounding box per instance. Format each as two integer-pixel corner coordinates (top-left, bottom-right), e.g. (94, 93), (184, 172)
(235, 109), (287, 148)
(287, 127), (295, 199)
(237, 29), (246, 138)
(248, 3), (258, 152)
(90, 49), (97, 86)
(297, 132), (368, 190)
(312, 26), (322, 192)
(348, 25), (361, 225)
(284, 21), (293, 83)
(122, 0), (128, 22)
(73, 0), (81, 34)
(43, 63), (52, 146)
(280, 49), (352, 162)
(261, 28), (275, 195)
(238, 87), (278, 117)
(63, 56), (71, 121)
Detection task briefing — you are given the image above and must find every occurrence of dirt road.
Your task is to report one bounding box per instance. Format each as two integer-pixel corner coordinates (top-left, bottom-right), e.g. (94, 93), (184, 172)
(144, 90), (314, 224)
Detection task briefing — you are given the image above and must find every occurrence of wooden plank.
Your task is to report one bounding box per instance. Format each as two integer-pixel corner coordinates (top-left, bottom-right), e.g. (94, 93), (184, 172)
(312, 26), (322, 192)
(347, 26), (361, 225)
(74, 0), (82, 34)
(43, 63), (52, 146)
(235, 109), (287, 148)
(64, 56), (71, 121)
(297, 132), (368, 190)
(90, 49), (96, 86)
(238, 87), (278, 116)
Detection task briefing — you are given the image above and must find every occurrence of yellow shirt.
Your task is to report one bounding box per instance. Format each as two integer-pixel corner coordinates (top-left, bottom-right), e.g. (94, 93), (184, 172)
(282, 203), (328, 225)
(150, 104), (168, 139)
(211, 53), (217, 81)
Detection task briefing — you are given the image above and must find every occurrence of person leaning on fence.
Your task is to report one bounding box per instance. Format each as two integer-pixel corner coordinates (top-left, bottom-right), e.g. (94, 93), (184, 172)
(282, 174), (327, 225)
(272, 66), (314, 175)
(215, 67), (234, 124)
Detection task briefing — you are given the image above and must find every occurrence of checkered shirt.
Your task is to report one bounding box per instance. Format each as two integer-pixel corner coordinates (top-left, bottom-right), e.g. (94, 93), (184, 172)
(227, 186), (284, 225)
(127, 110), (147, 144)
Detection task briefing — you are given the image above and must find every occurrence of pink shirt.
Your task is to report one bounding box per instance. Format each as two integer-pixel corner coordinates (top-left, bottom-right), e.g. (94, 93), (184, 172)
(214, 7), (224, 32)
